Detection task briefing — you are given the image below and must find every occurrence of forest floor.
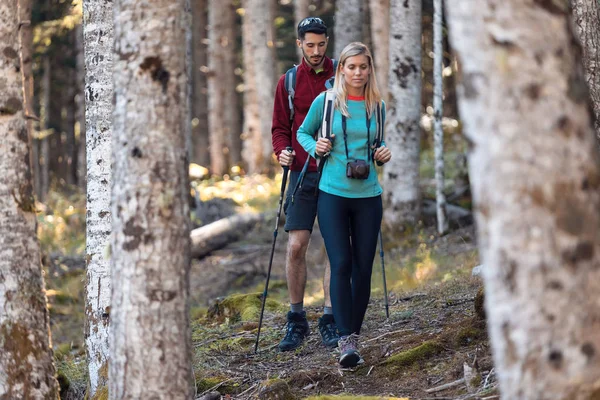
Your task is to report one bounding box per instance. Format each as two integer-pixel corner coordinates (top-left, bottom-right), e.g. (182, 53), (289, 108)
(43, 149), (497, 399)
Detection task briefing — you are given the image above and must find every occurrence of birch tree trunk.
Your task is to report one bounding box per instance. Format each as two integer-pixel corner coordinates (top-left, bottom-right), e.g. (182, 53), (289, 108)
(446, 1), (600, 398)
(207, 0), (232, 175)
(242, 0), (276, 174)
(294, 0), (310, 61)
(382, 0), (422, 229)
(111, 0), (193, 397)
(82, 0), (113, 394)
(0, 1), (59, 397)
(334, 0), (364, 57)
(433, 0), (447, 235)
(191, 0), (209, 166)
(369, 0), (389, 101)
(572, 0), (600, 140)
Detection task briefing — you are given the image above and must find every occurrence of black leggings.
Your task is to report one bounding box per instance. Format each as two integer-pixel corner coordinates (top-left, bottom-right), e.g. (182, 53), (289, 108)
(317, 191), (382, 336)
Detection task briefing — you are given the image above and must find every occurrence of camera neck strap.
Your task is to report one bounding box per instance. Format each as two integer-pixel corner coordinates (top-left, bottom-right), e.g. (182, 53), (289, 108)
(341, 112), (371, 162)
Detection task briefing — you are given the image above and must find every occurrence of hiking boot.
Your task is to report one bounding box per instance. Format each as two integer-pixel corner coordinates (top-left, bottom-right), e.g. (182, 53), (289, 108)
(338, 334), (362, 368)
(318, 314), (339, 348)
(278, 311), (310, 351)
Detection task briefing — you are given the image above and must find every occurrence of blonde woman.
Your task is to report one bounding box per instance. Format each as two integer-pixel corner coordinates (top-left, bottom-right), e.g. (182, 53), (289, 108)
(297, 42), (392, 367)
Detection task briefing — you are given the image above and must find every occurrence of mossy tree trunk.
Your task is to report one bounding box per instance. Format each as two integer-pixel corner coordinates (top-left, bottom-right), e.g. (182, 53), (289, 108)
(446, 1), (600, 398)
(382, 0), (422, 230)
(111, 0), (194, 397)
(0, 0), (59, 397)
(82, 0), (113, 395)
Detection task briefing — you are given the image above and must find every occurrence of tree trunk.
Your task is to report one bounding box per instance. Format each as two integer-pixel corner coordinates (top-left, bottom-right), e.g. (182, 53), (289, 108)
(75, 23), (86, 189)
(207, 0), (232, 175)
(0, 0), (59, 397)
(572, 0), (600, 140)
(242, 0), (276, 174)
(224, 7), (242, 167)
(40, 56), (51, 201)
(82, 0), (113, 394)
(111, 0), (194, 397)
(382, 0), (422, 229)
(433, 0), (447, 235)
(334, 0), (364, 57)
(446, 1), (600, 398)
(294, 0), (310, 61)
(17, 0), (36, 185)
(65, 83), (77, 186)
(241, 9), (261, 174)
(191, 0), (210, 167)
(369, 0), (389, 101)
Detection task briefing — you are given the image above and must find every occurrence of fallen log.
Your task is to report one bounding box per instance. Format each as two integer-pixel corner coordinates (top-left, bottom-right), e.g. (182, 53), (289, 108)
(422, 198), (473, 228)
(190, 212), (266, 259)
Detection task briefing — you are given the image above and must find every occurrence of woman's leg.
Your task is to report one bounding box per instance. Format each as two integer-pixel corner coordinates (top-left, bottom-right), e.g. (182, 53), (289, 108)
(349, 195), (382, 334)
(317, 191), (353, 337)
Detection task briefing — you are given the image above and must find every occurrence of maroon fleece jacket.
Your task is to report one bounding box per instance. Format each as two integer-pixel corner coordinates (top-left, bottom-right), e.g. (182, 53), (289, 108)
(271, 57), (336, 172)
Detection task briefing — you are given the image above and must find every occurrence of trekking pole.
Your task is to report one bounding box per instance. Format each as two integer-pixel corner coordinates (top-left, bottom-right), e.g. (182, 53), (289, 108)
(254, 147), (292, 354)
(379, 229), (390, 319)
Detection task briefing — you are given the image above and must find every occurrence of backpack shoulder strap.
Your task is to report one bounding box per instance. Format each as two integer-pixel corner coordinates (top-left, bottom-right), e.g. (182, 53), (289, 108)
(285, 65), (298, 122)
(325, 59), (338, 90)
(375, 101), (384, 146)
(319, 91), (336, 140)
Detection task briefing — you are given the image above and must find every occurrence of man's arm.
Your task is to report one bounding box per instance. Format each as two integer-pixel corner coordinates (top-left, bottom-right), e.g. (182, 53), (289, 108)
(271, 75), (292, 160)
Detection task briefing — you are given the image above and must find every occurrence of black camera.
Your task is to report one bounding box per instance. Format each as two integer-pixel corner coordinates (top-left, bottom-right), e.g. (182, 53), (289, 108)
(346, 159), (370, 180)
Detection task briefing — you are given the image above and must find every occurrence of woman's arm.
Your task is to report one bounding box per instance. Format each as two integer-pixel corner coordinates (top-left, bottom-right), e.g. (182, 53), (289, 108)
(296, 93), (326, 158)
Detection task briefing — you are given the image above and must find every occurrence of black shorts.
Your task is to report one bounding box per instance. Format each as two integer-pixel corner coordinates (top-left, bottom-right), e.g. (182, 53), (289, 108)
(283, 171), (319, 232)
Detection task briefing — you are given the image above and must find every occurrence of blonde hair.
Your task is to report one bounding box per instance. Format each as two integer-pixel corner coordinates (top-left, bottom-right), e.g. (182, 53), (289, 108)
(331, 42), (382, 118)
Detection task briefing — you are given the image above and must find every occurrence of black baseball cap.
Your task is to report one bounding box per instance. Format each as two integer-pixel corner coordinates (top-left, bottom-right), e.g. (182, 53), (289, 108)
(297, 17), (328, 38)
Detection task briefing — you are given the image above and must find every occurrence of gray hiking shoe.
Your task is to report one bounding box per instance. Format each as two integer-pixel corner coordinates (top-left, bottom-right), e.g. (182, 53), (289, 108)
(338, 334), (362, 368)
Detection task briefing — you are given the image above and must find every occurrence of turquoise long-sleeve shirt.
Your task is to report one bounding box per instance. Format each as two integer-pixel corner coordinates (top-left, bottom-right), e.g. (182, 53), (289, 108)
(297, 92), (386, 199)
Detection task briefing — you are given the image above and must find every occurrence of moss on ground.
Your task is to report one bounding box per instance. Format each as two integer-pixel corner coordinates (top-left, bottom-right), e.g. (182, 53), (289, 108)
(206, 292), (284, 323)
(258, 378), (296, 400)
(381, 341), (443, 371)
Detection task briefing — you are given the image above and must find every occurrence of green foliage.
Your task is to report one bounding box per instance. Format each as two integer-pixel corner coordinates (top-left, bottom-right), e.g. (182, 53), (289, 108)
(55, 357), (87, 399)
(37, 189), (86, 256)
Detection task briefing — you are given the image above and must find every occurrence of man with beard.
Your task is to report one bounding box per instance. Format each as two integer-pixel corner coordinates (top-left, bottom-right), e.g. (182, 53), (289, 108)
(271, 17), (339, 351)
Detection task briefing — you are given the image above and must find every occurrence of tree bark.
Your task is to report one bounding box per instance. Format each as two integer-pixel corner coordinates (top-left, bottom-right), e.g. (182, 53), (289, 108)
(39, 56), (51, 201)
(334, 0), (364, 57)
(191, 0), (210, 166)
(369, 0), (389, 101)
(433, 0), (447, 235)
(446, 1), (600, 398)
(382, 0), (422, 229)
(572, 0), (600, 140)
(294, 0), (310, 61)
(111, 0), (194, 397)
(0, 0), (59, 397)
(82, 0), (113, 394)
(207, 0), (233, 175)
(224, 7), (242, 167)
(242, 0), (276, 174)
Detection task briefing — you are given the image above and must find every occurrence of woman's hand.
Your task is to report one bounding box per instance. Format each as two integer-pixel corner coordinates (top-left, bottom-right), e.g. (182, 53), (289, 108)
(315, 134), (335, 157)
(374, 146), (391, 164)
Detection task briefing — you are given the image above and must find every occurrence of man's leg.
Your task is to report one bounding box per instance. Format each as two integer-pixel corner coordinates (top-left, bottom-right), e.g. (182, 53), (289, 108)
(286, 230), (311, 306)
(279, 170), (314, 351)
